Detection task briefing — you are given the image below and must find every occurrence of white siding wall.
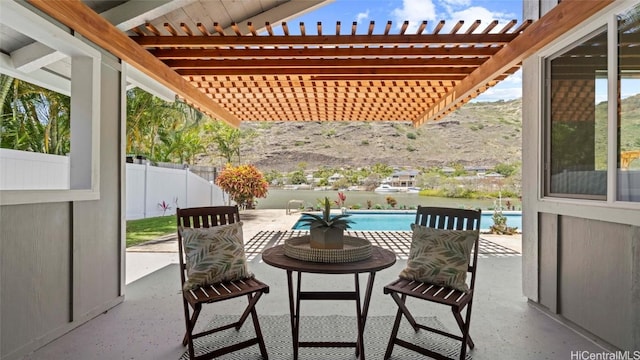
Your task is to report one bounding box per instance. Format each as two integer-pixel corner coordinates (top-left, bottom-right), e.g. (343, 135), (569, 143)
(1, 55), (124, 360)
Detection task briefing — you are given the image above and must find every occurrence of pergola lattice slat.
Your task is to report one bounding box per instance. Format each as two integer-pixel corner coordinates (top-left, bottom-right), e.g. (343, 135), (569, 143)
(133, 19), (532, 125)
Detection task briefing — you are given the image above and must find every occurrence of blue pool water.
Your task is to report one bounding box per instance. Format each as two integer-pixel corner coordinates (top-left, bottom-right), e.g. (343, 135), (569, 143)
(292, 211), (522, 232)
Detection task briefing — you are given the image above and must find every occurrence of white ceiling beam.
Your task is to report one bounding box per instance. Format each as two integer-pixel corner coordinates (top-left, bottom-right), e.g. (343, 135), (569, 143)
(0, 52), (70, 95)
(100, 0), (205, 102)
(10, 42), (67, 73)
(0, 0), (91, 95)
(125, 64), (176, 102)
(0, 1), (100, 58)
(45, 58), (72, 78)
(5, 0), (186, 101)
(100, 0), (198, 31)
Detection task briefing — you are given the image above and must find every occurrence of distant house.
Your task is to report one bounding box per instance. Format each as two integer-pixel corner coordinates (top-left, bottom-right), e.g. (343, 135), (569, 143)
(464, 165), (493, 174)
(483, 172), (505, 179)
(387, 169), (419, 187)
(328, 173), (344, 184)
(441, 166), (456, 175)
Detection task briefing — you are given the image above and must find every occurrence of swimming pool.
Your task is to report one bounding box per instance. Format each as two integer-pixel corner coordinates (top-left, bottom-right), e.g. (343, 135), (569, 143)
(292, 211), (522, 232)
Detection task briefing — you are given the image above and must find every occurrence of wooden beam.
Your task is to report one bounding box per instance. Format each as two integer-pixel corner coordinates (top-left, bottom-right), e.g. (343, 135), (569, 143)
(133, 33), (519, 47)
(149, 46), (500, 59)
(413, 0), (615, 127)
(163, 58), (486, 69)
(27, 0), (241, 127)
(308, 75), (465, 81)
(189, 78), (458, 88)
(176, 67), (475, 76)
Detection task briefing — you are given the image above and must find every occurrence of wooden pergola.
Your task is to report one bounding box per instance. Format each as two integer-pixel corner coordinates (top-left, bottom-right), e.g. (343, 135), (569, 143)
(130, 19), (530, 125)
(27, 0), (615, 128)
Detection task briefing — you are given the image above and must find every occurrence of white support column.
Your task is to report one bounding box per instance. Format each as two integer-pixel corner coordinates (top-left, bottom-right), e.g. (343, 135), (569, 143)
(119, 62), (128, 297)
(70, 55), (100, 190)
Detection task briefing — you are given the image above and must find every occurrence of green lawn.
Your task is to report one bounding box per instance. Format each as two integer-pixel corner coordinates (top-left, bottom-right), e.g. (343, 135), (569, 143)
(126, 215), (176, 248)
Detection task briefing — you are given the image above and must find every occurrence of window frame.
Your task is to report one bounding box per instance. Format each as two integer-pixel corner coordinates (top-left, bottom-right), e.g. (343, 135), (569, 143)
(543, 26), (609, 201)
(0, 1), (102, 206)
(540, 0), (640, 208)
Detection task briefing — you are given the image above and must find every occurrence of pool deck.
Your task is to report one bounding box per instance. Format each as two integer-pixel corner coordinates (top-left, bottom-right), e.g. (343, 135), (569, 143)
(126, 209), (522, 283)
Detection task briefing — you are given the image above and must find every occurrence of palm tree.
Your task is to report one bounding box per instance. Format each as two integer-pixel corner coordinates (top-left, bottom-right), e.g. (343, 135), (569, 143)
(202, 120), (256, 165)
(0, 75), (70, 154)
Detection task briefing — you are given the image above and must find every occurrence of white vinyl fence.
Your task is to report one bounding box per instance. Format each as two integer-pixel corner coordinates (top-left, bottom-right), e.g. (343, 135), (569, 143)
(0, 148), (70, 189)
(1, 149), (227, 219)
(125, 163), (226, 219)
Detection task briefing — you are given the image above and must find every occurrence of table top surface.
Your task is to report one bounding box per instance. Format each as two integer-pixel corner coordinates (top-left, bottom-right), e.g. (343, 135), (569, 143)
(262, 244), (396, 274)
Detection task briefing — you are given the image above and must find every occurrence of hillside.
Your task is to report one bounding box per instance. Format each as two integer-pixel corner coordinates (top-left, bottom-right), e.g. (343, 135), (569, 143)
(230, 98), (523, 172)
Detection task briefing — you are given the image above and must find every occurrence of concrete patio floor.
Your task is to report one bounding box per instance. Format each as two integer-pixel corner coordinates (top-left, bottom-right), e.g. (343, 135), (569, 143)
(25, 210), (611, 360)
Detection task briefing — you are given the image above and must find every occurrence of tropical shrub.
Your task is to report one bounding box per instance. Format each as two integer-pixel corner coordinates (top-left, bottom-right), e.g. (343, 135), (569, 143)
(385, 196), (397, 208)
(215, 164), (268, 209)
(489, 209), (518, 235)
(157, 200), (172, 216)
(289, 170), (306, 184)
(332, 177), (350, 190)
(493, 162), (519, 177)
(335, 191), (346, 207)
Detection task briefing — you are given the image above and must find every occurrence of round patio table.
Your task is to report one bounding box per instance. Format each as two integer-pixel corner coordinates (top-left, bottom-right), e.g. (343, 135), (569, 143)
(262, 243), (396, 360)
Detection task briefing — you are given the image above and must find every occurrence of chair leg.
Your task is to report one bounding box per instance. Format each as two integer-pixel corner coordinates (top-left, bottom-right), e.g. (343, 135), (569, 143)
(183, 303), (202, 346)
(250, 305), (269, 359)
(384, 307), (403, 359)
(463, 300), (475, 349)
(453, 310), (474, 349)
(385, 293), (410, 360)
(182, 301), (200, 359)
(390, 292), (418, 331)
(235, 292), (263, 330)
(452, 301), (475, 360)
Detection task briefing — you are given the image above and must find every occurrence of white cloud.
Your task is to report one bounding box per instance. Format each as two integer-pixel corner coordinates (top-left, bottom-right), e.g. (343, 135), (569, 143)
(441, 0), (471, 6)
(389, 1), (516, 34)
(391, 0), (437, 32)
(356, 10), (370, 24)
(474, 86), (522, 102)
(445, 6), (514, 33)
(474, 70), (522, 102)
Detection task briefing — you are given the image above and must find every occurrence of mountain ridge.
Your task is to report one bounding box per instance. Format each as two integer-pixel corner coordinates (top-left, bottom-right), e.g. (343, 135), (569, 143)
(229, 98), (523, 172)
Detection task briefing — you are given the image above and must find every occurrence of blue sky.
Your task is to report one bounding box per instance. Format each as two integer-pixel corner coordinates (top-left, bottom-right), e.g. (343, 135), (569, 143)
(286, 0), (524, 102)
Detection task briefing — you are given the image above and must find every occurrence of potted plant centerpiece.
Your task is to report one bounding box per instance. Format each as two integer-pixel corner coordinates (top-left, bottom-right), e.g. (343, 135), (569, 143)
(300, 197), (352, 249)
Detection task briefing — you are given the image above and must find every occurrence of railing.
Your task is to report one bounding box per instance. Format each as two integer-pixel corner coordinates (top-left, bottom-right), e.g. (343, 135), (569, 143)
(286, 199), (305, 215)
